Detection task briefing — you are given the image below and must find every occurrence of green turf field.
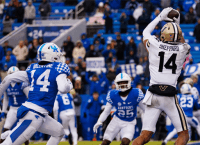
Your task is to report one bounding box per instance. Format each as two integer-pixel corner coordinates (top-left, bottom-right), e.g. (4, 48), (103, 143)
(29, 141), (176, 145)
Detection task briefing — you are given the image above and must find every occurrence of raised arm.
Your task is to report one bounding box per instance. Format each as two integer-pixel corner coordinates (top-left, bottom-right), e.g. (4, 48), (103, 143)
(0, 71), (29, 97)
(93, 102), (112, 133)
(56, 74), (73, 94)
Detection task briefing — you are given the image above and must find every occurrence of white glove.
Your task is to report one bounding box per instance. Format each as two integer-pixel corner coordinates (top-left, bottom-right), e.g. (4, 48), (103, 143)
(158, 7), (173, 22)
(173, 9), (180, 25)
(93, 121), (102, 133)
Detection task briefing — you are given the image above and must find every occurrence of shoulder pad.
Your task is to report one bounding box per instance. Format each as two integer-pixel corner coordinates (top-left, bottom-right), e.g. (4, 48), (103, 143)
(106, 90), (117, 104)
(55, 62), (70, 76)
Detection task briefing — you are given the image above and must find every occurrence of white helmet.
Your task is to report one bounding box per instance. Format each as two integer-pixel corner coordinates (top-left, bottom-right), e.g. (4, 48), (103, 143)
(180, 84), (191, 94)
(37, 43), (62, 62)
(114, 73), (131, 92)
(7, 66), (19, 75)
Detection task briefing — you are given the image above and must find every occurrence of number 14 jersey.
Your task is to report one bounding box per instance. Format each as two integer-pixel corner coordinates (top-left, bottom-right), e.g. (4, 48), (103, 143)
(26, 62), (70, 112)
(146, 36), (190, 87)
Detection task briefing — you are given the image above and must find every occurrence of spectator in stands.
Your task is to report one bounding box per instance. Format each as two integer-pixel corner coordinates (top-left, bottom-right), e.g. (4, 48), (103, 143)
(120, 12), (128, 33)
(24, 0), (36, 24)
(39, 0), (51, 20)
(84, 91), (104, 140)
(143, 0), (154, 17)
(24, 40), (29, 47)
(96, 2), (104, 15)
(176, 7), (185, 24)
(12, 40), (28, 67)
(102, 44), (116, 60)
(38, 37), (44, 45)
(11, 0), (18, 7)
(183, 0), (195, 12)
(194, 19), (200, 43)
(6, 48), (17, 66)
(137, 38), (148, 58)
(126, 49), (138, 64)
(84, 0), (95, 17)
(160, 0), (171, 9)
(191, 74), (200, 94)
(137, 9), (151, 35)
(85, 71), (106, 95)
(106, 57), (119, 81)
(152, 25), (160, 35)
(0, 0), (4, 19)
(133, 4), (143, 21)
(109, 0), (121, 10)
(136, 83), (146, 94)
(72, 40), (86, 63)
(64, 0), (78, 6)
(103, 6), (113, 34)
(94, 39), (103, 53)
(6, 3), (16, 19)
(81, 33), (90, 51)
(74, 76), (82, 94)
(16, 2), (24, 23)
(125, 0), (138, 11)
(142, 56), (148, 72)
(3, 41), (13, 54)
(106, 51), (113, 63)
(2, 15), (14, 36)
(93, 32), (105, 45)
(185, 7), (197, 23)
(116, 34), (126, 60)
(28, 39), (38, 63)
(196, 0), (200, 18)
(151, 8), (160, 21)
(1, 55), (16, 77)
(0, 45), (4, 62)
(126, 37), (137, 57)
(86, 44), (99, 58)
(61, 37), (74, 60)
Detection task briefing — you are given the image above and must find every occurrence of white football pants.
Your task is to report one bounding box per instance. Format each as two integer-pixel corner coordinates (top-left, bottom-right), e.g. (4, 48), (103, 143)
(4, 107), (18, 129)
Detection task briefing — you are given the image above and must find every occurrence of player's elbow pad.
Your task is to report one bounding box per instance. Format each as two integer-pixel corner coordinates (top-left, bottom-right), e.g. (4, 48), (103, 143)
(58, 79), (73, 94)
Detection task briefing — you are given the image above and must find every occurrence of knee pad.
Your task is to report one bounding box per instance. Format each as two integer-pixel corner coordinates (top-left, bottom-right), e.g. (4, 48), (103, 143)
(121, 138), (130, 145)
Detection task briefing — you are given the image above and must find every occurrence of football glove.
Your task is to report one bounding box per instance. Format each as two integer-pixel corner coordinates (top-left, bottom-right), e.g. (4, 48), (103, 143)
(158, 7), (173, 22)
(173, 9), (180, 25)
(93, 121), (102, 133)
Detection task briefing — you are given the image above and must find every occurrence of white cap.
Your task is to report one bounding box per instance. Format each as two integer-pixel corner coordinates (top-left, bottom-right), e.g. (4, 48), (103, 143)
(99, 2), (104, 7)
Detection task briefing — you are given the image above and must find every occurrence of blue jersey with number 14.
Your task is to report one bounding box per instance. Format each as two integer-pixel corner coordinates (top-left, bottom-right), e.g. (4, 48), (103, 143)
(56, 93), (73, 112)
(106, 88), (144, 122)
(178, 94), (200, 117)
(26, 62), (70, 112)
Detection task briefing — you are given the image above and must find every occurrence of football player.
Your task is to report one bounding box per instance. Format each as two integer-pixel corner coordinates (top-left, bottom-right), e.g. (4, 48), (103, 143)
(162, 84), (200, 145)
(0, 43), (73, 145)
(53, 92), (78, 145)
(93, 73), (145, 145)
(0, 66), (29, 144)
(132, 7), (191, 145)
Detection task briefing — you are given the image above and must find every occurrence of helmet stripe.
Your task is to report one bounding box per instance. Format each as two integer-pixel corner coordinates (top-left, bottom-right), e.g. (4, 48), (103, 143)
(13, 67), (15, 71)
(171, 22), (178, 42)
(121, 73), (123, 79)
(38, 43), (46, 60)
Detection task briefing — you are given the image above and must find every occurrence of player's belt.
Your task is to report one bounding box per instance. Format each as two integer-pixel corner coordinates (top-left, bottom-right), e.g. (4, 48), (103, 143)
(29, 108), (45, 118)
(148, 84), (177, 97)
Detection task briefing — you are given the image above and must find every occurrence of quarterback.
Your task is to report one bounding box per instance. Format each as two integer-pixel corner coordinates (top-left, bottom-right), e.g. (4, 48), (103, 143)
(132, 8), (191, 145)
(93, 73), (145, 145)
(0, 43), (73, 145)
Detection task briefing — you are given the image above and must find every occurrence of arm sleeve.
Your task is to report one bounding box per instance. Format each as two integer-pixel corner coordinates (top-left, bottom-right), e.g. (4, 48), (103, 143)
(2, 92), (9, 113)
(85, 97), (94, 109)
(143, 17), (160, 41)
(0, 71), (29, 97)
(97, 102), (112, 123)
(23, 86), (30, 98)
(56, 74), (73, 94)
(85, 72), (91, 84)
(138, 101), (145, 112)
(53, 100), (59, 121)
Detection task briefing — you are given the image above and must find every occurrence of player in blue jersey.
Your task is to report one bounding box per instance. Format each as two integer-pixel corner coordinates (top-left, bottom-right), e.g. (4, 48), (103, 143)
(0, 43), (73, 145)
(53, 93), (78, 145)
(0, 66), (29, 144)
(93, 73), (145, 145)
(162, 84), (200, 145)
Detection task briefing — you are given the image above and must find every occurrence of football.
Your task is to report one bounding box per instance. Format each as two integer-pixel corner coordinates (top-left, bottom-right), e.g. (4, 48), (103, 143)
(167, 9), (179, 20)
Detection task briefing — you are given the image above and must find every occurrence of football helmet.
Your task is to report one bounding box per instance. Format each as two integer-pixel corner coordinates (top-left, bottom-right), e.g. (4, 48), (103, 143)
(184, 78), (194, 87)
(37, 43), (62, 62)
(160, 22), (182, 43)
(114, 73), (131, 92)
(180, 84), (191, 94)
(7, 66), (19, 75)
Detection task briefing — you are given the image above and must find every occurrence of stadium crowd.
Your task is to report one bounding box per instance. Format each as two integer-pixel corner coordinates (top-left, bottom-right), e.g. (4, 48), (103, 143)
(1, 0), (200, 143)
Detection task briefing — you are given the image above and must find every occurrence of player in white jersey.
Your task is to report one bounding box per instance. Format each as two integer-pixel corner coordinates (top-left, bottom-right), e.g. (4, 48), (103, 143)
(162, 84), (200, 145)
(0, 66), (30, 144)
(93, 73), (145, 145)
(0, 42), (73, 145)
(132, 7), (190, 145)
(53, 93), (78, 145)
